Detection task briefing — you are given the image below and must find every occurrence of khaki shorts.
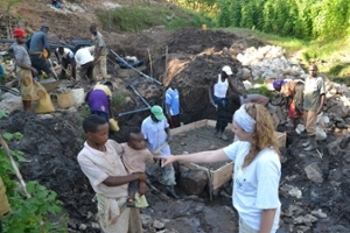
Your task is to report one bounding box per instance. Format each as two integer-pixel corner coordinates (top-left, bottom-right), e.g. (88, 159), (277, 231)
(239, 218), (258, 233)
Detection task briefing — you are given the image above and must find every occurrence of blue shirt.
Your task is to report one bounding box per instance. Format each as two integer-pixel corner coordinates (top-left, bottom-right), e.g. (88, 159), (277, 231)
(28, 31), (49, 53)
(165, 88), (180, 116)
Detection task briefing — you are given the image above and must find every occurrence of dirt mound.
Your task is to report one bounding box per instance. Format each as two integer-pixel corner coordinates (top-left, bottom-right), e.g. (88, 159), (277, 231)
(113, 28), (261, 124)
(0, 111), (96, 224)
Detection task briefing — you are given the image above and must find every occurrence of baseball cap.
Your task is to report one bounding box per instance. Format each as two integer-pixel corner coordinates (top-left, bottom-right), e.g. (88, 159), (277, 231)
(151, 105), (165, 120)
(222, 65), (233, 75)
(40, 24), (49, 31)
(13, 28), (26, 38)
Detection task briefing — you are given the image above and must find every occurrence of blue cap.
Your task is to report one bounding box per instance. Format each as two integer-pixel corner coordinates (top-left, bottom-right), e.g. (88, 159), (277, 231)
(40, 24), (49, 31)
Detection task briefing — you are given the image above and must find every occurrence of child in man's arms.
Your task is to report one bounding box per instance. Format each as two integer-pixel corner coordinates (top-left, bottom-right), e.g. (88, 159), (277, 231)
(121, 128), (155, 207)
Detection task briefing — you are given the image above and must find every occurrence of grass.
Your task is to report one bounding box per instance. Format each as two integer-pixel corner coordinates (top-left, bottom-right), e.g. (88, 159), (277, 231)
(248, 85), (273, 99)
(96, 3), (217, 33)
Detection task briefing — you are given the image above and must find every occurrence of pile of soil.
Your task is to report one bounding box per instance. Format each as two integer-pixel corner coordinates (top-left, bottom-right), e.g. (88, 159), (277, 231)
(2, 1), (350, 230)
(113, 28), (263, 125)
(0, 111), (96, 226)
(171, 125), (232, 169)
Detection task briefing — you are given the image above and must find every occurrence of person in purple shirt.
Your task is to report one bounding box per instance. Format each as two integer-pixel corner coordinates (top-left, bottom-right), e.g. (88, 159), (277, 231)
(85, 81), (113, 122)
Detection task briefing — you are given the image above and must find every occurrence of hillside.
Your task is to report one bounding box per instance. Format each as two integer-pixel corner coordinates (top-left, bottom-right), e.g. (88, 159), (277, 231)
(1, 1), (350, 233)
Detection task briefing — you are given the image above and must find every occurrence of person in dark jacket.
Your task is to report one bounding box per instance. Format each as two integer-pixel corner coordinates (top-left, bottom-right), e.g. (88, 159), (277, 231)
(27, 24), (54, 79)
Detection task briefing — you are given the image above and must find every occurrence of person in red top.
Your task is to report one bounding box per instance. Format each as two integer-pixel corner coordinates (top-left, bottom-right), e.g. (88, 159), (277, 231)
(273, 79), (304, 127)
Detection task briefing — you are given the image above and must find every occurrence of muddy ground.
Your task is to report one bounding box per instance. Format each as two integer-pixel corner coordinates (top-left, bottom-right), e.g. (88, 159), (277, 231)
(1, 27), (350, 232)
(1, 4), (350, 231)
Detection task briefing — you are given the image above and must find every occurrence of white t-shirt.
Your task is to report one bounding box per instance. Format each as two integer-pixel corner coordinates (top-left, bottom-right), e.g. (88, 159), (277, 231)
(141, 116), (171, 156)
(56, 48), (74, 60)
(223, 141), (281, 232)
(214, 74), (229, 98)
(74, 46), (94, 66)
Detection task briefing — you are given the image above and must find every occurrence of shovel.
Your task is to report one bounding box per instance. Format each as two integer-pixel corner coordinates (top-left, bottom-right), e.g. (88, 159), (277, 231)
(48, 58), (59, 80)
(153, 142), (169, 155)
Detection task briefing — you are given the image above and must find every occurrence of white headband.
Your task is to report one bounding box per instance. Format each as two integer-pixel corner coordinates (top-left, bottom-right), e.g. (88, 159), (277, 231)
(234, 104), (256, 133)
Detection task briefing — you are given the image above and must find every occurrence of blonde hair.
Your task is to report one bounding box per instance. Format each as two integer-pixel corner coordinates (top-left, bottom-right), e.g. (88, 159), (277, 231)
(242, 103), (281, 168)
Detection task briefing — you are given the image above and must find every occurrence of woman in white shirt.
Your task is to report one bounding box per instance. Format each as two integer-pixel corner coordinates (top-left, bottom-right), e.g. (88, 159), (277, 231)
(157, 103), (282, 233)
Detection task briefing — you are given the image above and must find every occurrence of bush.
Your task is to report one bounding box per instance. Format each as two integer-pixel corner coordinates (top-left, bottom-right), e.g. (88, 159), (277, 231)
(248, 85), (273, 99)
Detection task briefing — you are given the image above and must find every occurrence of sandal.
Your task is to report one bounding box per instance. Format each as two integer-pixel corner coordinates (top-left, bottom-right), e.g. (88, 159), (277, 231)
(126, 198), (135, 208)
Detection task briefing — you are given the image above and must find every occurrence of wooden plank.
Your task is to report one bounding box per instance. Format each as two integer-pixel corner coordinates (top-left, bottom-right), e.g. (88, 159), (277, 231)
(275, 131), (286, 148)
(170, 119), (207, 135)
(174, 120), (287, 193)
(211, 162), (234, 190)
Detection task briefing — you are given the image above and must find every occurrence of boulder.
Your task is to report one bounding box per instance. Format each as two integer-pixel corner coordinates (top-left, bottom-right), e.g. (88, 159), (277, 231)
(304, 163), (323, 183)
(179, 169), (208, 195)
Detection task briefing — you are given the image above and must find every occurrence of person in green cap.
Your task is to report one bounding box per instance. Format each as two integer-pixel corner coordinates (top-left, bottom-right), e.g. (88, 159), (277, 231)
(141, 105), (179, 199)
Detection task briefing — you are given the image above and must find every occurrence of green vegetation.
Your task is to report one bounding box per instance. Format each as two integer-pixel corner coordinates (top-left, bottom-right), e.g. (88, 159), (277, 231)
(0, 111), (67, 233)
(215, 0), (350, 40)
(112, 92), (127, 109)
(248, 85), (273, 99)
(96, 3), (217, 33)
(0, 0), (22, 12)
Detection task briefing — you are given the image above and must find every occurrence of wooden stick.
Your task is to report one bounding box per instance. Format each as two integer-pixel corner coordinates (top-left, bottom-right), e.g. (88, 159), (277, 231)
(153, 142), (169, 155)
(163, 45), (168, 83)
(146, 180), (169, 200)
(147, 48), (153, 78)
(207, 168), (213, 201)
(0, 135), (31, 198)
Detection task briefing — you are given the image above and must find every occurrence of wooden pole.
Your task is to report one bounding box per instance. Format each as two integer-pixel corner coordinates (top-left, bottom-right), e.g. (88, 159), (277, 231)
(147, 48), (153, 78)
(163, 45), (168, 84)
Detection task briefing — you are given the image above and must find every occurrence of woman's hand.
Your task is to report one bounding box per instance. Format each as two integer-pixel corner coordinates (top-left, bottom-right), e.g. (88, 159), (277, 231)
(138, 181), (147, 196)
(154, 155), (177, 167)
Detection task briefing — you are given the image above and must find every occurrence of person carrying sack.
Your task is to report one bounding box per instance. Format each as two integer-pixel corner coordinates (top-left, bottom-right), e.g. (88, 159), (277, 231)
(12, 27), (55, 113)
(0, 177), (12, 232)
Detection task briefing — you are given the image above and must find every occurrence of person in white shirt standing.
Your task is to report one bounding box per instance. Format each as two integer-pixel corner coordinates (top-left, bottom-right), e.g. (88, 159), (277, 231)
(165, 80), (181, 128)
(55, 47), (76, 79)
(141, 105), (179, 199)
(302, 64), (326, 151)
(209, 65), (245, 140)
(157, 103), (282, 233)
(74, 46), (95, 82)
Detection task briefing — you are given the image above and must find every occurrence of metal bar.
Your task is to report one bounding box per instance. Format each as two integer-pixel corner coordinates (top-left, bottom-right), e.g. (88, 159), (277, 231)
(129, 84), (151, 108)
(110, 49), (162, 85)
(0, 39), (75, 52)
(0, 86), (20, 96)
(117, 107), (150, 117)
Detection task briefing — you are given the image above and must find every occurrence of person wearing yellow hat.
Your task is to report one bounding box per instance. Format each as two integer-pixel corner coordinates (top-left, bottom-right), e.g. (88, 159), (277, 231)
(141, 105), (179, 199)
(11, 28), (53, 112)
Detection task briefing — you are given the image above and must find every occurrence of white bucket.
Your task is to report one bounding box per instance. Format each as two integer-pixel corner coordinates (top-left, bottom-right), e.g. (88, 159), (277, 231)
(71, 88), (85, 107)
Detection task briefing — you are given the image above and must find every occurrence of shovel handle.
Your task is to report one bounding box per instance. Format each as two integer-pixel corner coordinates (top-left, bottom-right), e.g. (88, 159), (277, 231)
(153, 142), (169, 155)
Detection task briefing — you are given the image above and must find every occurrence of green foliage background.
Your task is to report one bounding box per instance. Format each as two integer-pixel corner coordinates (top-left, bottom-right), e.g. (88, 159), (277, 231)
(181, 0), (350, 39)
(224, 0), (350, 38)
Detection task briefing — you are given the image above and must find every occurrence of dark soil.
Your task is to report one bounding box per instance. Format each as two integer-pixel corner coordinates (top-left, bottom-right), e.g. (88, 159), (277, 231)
(171, 125), (232, 169)
(1, 7), (349, 230)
